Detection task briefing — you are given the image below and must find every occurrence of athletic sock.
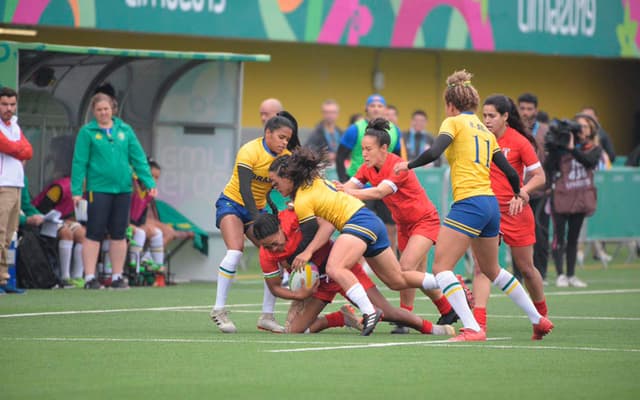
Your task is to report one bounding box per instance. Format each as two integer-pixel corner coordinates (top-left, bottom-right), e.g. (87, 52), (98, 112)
(422, 273), (439, 290)
(325, 311), (345, 328)
(150, 229), (164, 266)
(433, 295), (453, 315)
(436, 271), (480, 332)
(534, 299), (548, 317)
(473, 307), (487, 331)
(420, 319), (433, 334)
(345, 283), (376, 315)
(58, 240), (73, 280)
(85, 274), (95, 282)
(214, 250), (242, 311)
(262, 280), (277, 314)
(71, 244), (84, 279)
(112, 273), (122, 280)
(400, 302), (414, 312)
(492, 269), (541, 324)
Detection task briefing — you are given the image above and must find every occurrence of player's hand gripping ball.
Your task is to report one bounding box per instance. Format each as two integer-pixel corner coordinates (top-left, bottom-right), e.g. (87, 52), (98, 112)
(289, 262), (319, 291)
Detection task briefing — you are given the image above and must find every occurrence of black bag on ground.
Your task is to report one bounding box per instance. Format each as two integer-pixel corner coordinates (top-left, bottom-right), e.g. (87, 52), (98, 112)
(16, 225), (60, 289)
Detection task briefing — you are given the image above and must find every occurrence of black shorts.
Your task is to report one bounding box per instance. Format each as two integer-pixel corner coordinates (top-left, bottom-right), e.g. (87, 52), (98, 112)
(364, 199), (395, 225)
(86, 192), (132, 241)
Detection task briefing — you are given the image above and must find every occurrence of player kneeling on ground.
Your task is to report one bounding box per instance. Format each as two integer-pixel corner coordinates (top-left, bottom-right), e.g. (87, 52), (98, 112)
(253, 210), (455, 335)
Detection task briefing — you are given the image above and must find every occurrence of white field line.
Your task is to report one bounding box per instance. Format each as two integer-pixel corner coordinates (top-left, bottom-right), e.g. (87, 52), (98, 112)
(3, 336), (640, 355)
(0, 337), (363, 346)
(1, 288), (640, 319)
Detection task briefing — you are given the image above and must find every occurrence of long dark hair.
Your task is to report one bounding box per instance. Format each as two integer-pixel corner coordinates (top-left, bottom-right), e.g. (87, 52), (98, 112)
(269, 147), (329, 199)
(253, 213), (281, 241)
(364, 118), (391, 147)
(264, 111), (301, 151)
(484, 94), (536, 150)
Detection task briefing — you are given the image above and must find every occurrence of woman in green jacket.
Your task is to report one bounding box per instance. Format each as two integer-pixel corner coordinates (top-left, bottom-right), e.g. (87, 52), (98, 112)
(71, 92), (156, 289)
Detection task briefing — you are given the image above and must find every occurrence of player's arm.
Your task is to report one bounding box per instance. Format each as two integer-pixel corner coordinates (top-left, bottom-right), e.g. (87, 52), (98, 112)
(344, 180), (394, 201)
(289, 217), (335, 270)
(264, 274), (315, 301)
(237, 165), (259, 220)
(395, 134), (452, 173)
(521, 165), (545, 197)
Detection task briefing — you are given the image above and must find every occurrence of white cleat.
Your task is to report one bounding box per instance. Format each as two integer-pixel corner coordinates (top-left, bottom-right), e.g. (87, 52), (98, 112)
(568, 275), (588, 288)
(210, 308), (237, 333)
(257, 313), (285, 333)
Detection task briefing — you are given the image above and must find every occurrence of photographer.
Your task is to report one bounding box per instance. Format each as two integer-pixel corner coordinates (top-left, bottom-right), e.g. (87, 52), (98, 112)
(544, 114), (602, 288)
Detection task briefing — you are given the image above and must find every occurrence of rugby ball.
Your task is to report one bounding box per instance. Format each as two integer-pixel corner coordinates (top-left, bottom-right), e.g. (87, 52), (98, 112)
(288, 262), (319, 291)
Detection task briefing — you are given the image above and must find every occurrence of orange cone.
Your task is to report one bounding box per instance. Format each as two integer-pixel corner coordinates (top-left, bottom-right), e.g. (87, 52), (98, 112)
(154, 273), (166, 287)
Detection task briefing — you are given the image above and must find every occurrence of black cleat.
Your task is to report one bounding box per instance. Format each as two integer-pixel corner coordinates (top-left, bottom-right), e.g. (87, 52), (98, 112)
(109, 277), (130, 290)
(437, 309), (460, 325)
(361, 309), (383, 336)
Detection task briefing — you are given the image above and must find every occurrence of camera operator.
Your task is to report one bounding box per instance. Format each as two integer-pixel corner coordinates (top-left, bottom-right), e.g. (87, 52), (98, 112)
(544, 114), (602, 288)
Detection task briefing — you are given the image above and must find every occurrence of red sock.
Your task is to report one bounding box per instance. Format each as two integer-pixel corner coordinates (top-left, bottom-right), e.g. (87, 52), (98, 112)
(433, 296), (453, 315)
(421, 319), (433, 334)
(325, 311), (344, 328)
(534, 300), (548, 318)
(400, 302), (414, 312)
(473, 307), (487, 331)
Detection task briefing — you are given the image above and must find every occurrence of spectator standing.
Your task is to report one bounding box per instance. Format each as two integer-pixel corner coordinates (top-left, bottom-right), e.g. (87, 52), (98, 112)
(305, 99), (342, 163)
(580, 106), (616, 163)
(259, 98), (283, 126)
(518, 93), (550, 282)
(403, 110), (442, 166)
(546, 114), (602, 288)
(71, 92), (157, 290)
(0, 87), (31, 294)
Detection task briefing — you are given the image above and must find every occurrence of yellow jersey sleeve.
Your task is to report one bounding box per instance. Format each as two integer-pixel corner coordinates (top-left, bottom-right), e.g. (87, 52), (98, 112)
(294, 178), (364, 231)
(223, 138), (289, 210)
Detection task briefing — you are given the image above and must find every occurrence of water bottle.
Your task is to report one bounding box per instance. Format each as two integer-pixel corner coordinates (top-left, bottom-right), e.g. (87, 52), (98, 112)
(7, 232), (18, 287)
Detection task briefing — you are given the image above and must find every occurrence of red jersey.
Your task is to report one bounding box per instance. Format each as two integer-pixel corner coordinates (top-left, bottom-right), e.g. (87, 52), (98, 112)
(259, 210), (330, 279)
(352, 153), (437, 225)
(490, 127), (540, 203)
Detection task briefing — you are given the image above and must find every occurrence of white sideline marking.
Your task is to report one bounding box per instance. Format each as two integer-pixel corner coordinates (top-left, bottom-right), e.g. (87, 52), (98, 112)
(1, 337), (363, 346)
(268, 340), (640, 354)
(266, 337), (510, 353)
(1, 288), (639, 319)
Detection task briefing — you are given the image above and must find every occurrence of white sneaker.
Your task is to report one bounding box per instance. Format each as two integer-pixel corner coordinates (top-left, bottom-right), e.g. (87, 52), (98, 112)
(210, 308), (237, 333)
(576, 250), (584, 266)
(556, 274), (569, 287)
(257, 313), (285, 333)
(568, 275), (588, 288)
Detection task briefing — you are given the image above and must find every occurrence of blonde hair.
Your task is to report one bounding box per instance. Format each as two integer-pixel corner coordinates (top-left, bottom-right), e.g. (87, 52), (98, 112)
(444, 69), (480, 112)
(90, 92), (118, 114)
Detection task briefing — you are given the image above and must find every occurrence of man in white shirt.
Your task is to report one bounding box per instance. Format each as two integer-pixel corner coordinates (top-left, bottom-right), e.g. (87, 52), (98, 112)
(0, 87), (32, 294)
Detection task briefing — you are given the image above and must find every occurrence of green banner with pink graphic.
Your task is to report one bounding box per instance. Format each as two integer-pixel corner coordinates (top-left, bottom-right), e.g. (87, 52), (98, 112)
(1, 0), (639, 58)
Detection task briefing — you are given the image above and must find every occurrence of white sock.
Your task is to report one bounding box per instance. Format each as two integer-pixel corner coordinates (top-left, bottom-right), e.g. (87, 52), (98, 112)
(150, 229), (164, 265)
(436, 271), (481, 331)
(58, 240), (73, 280)
(492, 269), (541, 324)
(102, 241), (111, 271)
(129, 228), (146, 272)
(422, 273), (439, 290)
(345, 283), (376, 315)
(141, 250), (152, 262)
(262, 280), (277, 314)
(112, 273), (122, 280)
(72, 244), (84, 279)
(85, 274), (95, 281)
(214, 250), (243, 310)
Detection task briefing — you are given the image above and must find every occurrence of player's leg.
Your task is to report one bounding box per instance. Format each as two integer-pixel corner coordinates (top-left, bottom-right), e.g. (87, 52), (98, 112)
(471, 253), (491, 332)
(511, 245), (548, 316)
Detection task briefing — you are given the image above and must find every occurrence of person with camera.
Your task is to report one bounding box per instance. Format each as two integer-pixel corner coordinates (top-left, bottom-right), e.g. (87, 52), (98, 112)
(545, 114), (602, 288)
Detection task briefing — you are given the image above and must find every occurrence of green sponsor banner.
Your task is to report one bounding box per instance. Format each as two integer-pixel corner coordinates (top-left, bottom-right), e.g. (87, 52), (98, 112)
(2, 0), (639, 58)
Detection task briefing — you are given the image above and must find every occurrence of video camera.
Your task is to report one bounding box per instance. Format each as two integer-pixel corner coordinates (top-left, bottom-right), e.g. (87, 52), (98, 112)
(544, 118), (582, 150)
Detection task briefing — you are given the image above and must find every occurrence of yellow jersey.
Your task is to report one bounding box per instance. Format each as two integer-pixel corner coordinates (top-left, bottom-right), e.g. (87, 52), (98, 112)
(439, 112), (500, 202)
(222, 137), (290, 209)
(294, 178), (364, 230)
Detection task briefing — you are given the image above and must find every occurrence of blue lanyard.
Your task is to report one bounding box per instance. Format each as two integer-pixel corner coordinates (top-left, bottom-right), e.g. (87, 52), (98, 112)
(323, 128), (339, 152)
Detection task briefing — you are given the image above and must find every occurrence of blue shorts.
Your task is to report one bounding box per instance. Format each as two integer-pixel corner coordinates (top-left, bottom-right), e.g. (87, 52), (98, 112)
(443, 195), (500, 238)
(215, 194), (265, 231)
(341, 207), (390, 258)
